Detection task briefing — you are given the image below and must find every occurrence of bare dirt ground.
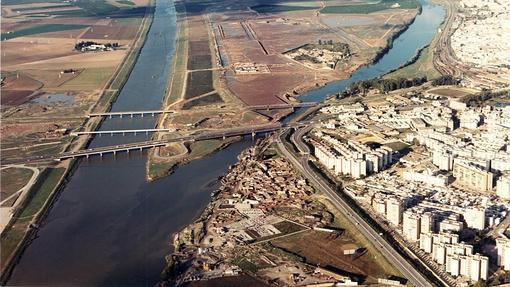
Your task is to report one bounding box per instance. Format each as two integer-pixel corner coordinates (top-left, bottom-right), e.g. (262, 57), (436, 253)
(207, 1), (417, 106)
(271, 230), (389, 283)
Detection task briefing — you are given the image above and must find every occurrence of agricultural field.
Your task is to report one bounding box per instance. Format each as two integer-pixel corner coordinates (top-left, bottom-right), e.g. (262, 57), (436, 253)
(181, 93), (223, 109)
(250, 4), (318, 13)
(321, 0), (419, 14)
(184, 70), (214, 99)
(0, 0), (151, 166)
(1, 24), (88, 41)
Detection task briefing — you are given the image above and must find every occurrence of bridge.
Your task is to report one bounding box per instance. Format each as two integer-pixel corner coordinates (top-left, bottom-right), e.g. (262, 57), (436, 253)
(86, 103), (319, 118)
(87, 110), (175, 118)
(15, 121), (312, 164)
(247, 102), (319, 110)
(70, 128), (174, 136)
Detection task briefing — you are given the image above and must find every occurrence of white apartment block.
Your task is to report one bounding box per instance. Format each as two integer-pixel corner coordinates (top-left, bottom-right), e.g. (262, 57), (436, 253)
(311, 136), (393, 179)
(497, 174), (510, 200)
(403, 211), (421, 242)
(496, 237), (510, 271)
(453, 162), (494, 192)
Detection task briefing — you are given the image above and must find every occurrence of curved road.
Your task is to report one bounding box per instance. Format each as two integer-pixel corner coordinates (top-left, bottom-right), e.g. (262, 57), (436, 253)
(0, 165), (40, 233)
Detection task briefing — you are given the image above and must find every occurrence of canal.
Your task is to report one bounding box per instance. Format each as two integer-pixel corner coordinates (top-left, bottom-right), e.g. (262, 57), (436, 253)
(7, 0), (444, 285)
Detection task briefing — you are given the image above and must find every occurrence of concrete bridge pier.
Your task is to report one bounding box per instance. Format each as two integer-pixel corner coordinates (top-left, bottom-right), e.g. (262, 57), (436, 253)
(222, 135), (226, 140)
(251, 131), (255, 140)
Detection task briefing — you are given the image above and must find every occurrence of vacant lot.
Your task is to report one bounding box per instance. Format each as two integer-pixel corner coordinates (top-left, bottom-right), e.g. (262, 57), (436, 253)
(271, 230), (391, 283)
(321, 0), (419, 14)
(184, 70), (214, 99)
(428, 87), (475, 98)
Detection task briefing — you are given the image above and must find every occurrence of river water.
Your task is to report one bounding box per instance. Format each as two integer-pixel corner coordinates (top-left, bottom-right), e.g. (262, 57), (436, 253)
(7, 0), (444, 285)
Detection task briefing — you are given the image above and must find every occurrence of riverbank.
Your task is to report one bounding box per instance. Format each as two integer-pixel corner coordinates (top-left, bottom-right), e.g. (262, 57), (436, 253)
(0, 2), (156, 283)
(383, 0), (449, 80)
(162, 138), (399, 285)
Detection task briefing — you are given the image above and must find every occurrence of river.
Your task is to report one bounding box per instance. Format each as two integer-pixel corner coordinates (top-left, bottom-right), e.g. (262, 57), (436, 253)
(7, 0), (444, 285)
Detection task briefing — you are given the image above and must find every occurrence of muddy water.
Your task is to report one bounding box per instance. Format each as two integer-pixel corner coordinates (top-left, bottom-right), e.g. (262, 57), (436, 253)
(7, 0), (444, 285)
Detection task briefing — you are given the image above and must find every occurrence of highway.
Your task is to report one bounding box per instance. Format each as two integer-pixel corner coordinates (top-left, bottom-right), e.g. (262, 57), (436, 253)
(276, 130), (435, 287)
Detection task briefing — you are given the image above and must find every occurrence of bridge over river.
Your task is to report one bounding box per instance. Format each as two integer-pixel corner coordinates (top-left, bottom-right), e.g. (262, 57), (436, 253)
(86, 102), (319, 118)
(11, 121), (313, 164)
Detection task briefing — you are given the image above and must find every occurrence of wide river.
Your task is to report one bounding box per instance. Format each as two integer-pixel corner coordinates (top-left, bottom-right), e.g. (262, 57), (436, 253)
(8, 0), (444, 285)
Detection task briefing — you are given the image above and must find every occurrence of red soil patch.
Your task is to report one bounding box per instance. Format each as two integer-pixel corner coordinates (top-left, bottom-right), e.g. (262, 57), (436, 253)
(1, 90), (37, 106)
(1, 74), (42, 106)
(80, 22), (139, 40)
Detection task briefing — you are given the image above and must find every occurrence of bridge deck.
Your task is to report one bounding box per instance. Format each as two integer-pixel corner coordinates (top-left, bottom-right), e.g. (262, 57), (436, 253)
(70, 128), (173, 136)
(87, 103), (319, 117)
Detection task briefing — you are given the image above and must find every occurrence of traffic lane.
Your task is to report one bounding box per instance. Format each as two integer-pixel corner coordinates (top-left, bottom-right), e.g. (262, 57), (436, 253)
(277, 139), (432, 287)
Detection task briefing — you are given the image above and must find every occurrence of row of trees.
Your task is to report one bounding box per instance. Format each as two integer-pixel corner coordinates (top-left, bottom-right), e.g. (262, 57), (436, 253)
(431, 75), (460, 86)
(340, 76), (428, 97)
(462, 89), (510, 107)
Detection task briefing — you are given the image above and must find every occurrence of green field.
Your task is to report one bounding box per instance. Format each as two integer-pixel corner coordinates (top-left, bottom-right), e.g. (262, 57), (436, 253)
(12, 4), (72, 11)
(4, 0), (126, 17)
(117, 0), (135, 5)
(2, 0), (62, 5)
(59, 67), (116, 91)
(1, 24), (88, 41)
(321, 0), (419, 14)
(19, 168), (65, 218)
(251, 4), (318, 13)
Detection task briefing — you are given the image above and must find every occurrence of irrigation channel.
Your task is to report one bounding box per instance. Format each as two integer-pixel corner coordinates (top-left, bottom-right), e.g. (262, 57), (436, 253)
(7, 0), (444, 285)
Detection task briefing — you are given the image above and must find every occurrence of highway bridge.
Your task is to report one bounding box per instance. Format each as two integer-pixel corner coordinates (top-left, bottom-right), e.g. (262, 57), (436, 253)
(86, 102), (320, 118)
(88, 110), (175, 118)
(16, 122), (311, 164)
(70, 128), (174, 136)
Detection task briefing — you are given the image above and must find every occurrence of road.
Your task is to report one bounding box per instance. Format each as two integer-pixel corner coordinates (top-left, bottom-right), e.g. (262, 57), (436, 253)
(0, 165), (40, 234)
(276, 130), (435, 287)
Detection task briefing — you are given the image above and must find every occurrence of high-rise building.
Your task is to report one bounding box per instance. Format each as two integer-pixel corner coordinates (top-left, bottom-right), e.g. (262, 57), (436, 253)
(453, 162), (494, 192)
(403, 211), (421, 241)
(463, 207), (486, 230)
(447, 254), (460, 276)
(496, 174), (510, 200)
(386, 198), (403, 226)
(420, 232), (433, 253)
(496, 237), (510, 270)
(420, 212), (435, 233)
